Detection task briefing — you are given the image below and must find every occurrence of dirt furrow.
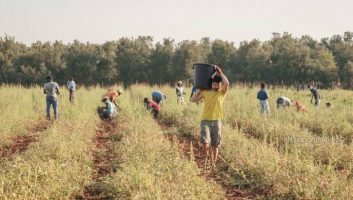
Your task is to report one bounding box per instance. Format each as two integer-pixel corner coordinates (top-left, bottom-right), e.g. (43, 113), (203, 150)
(160, 121), (256, 200)
(76, 121), (121, 200)
(0, 120), (50, 158)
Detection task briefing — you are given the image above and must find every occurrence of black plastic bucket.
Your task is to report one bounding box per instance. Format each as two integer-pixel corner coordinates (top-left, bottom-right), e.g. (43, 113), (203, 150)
(193, 63), (216, 90)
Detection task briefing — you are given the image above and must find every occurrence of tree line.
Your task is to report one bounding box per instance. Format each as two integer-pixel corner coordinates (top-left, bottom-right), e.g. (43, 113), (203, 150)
(1, 32), (353, 88)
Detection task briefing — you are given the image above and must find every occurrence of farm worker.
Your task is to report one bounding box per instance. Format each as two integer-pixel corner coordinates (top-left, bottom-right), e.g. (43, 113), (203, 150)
(190, 85), (200, 105)
(307, 84), (321, 106)
(98, 97), (116, 120)
(257, 82), (270, 115)
(152, 91), (166, 105)
(190, 85), (197, 101)
(176, 81), (186, 104)
(294, 102), (308, 112)
(276, 96), (292, 108)
(144, 97), (160, 118)
(44, 75), (60, 120)
(66, 76), (76, 104)
(104, 89), (122, 110)
(190, 66), (229, 169)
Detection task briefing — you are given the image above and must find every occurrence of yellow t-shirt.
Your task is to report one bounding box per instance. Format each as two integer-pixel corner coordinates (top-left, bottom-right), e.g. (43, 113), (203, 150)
(201, 90), (227, 120)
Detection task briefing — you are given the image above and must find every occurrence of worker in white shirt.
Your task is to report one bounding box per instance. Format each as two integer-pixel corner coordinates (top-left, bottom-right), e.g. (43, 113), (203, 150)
(66, 77), (76, 104)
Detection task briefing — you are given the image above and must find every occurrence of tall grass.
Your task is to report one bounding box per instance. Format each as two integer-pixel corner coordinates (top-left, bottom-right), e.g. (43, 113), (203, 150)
(100, 89), (226, 199)
(1, 85), (353, 199)
(224, 88), (353, 172)
(153, 85), (353, 199)
(0, 87), (104, 199)
(0, 85), (44, 147)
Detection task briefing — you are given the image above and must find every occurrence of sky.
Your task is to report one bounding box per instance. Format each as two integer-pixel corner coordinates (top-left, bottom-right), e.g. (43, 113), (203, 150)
(0, 0), (352, 45)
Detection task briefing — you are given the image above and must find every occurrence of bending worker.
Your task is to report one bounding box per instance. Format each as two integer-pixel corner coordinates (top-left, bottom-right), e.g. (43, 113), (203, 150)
(104, 89), (122, 110)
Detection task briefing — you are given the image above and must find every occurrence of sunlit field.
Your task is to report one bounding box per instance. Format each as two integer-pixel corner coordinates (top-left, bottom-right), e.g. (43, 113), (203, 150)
(1, 84), (353, 199)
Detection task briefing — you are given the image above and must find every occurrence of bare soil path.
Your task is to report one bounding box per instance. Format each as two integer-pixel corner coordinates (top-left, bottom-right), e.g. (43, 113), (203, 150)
(0, 120), (50, 159)
(76, 121), (122, 200)
(159, 120), (258, 200)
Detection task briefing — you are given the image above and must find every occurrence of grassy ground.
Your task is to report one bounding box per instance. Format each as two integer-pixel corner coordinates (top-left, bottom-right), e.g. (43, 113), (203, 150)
(0, 86), (103, 199)
(1, 85), (353, 199)
(100, 93), (226, 199)
(156, 85), (353, 199)
(0, 85), (44, 147)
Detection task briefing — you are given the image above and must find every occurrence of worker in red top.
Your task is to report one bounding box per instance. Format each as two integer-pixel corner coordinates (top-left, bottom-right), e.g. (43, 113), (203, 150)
(104, 89), (122, 109)
(144, 97), (160, 118)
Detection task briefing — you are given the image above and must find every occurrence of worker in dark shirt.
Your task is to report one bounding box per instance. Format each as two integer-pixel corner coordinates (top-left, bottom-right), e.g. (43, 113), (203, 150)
(307, 84), (321, 106)
(257, 83), (270, 115)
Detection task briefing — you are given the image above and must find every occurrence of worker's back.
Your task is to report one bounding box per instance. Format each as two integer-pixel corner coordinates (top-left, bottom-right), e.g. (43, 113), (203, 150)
(44, 81), (59, 97)
(105, 91), (119, 100)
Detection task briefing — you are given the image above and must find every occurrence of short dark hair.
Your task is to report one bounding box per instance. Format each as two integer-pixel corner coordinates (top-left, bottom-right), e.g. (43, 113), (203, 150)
(144, 97), (149, 103)
(46, 75), (52, 80)
(261, 83), (266, 89)
(212, 75), (222, 83)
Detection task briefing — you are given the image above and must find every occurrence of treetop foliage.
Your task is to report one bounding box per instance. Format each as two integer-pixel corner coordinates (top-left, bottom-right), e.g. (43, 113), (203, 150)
(1, 32), (353, 88)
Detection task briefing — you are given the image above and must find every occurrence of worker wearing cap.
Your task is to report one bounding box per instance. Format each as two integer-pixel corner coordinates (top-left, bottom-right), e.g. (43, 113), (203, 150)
(43, 75), (60, 120)
(104, 89), (122, 109)
(176, 81), (185, 104)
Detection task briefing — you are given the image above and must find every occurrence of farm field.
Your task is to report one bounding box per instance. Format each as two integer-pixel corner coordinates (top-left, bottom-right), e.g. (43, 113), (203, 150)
(1, 85), (353, 200)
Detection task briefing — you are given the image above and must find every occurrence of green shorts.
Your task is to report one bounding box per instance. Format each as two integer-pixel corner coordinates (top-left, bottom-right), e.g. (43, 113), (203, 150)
(200, 120), (221, 147)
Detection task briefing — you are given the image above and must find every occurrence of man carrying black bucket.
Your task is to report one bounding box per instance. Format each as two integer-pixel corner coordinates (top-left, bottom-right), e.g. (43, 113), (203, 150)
(190, 66), (229, 170)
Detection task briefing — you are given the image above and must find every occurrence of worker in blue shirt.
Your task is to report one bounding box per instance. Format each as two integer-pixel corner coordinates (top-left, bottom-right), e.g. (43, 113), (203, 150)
(257, 83), (270, 115)
(152, 91), (167, 105)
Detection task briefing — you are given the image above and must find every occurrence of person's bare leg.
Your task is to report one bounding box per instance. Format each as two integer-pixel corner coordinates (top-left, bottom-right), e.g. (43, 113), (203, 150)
(203, 143), (209, 158)
(211, 146), (219, 169)
(203, 143), (211, 169)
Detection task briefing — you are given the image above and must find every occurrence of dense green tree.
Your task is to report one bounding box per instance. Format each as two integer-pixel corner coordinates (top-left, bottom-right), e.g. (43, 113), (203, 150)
(148, 39), (174, 84)
(116, 36), (153, 86)
(0, 36), (27, 83)
(64, 41), (99, 85)
(344, 61), (353, 88)
(321, 32), (353, 88)
(207, 39), (237, 79)
(171, 40), (203, 83)
(1, 33), (352, 89)
(94, 41), (119, 85)
(235, 40), (271, 83)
